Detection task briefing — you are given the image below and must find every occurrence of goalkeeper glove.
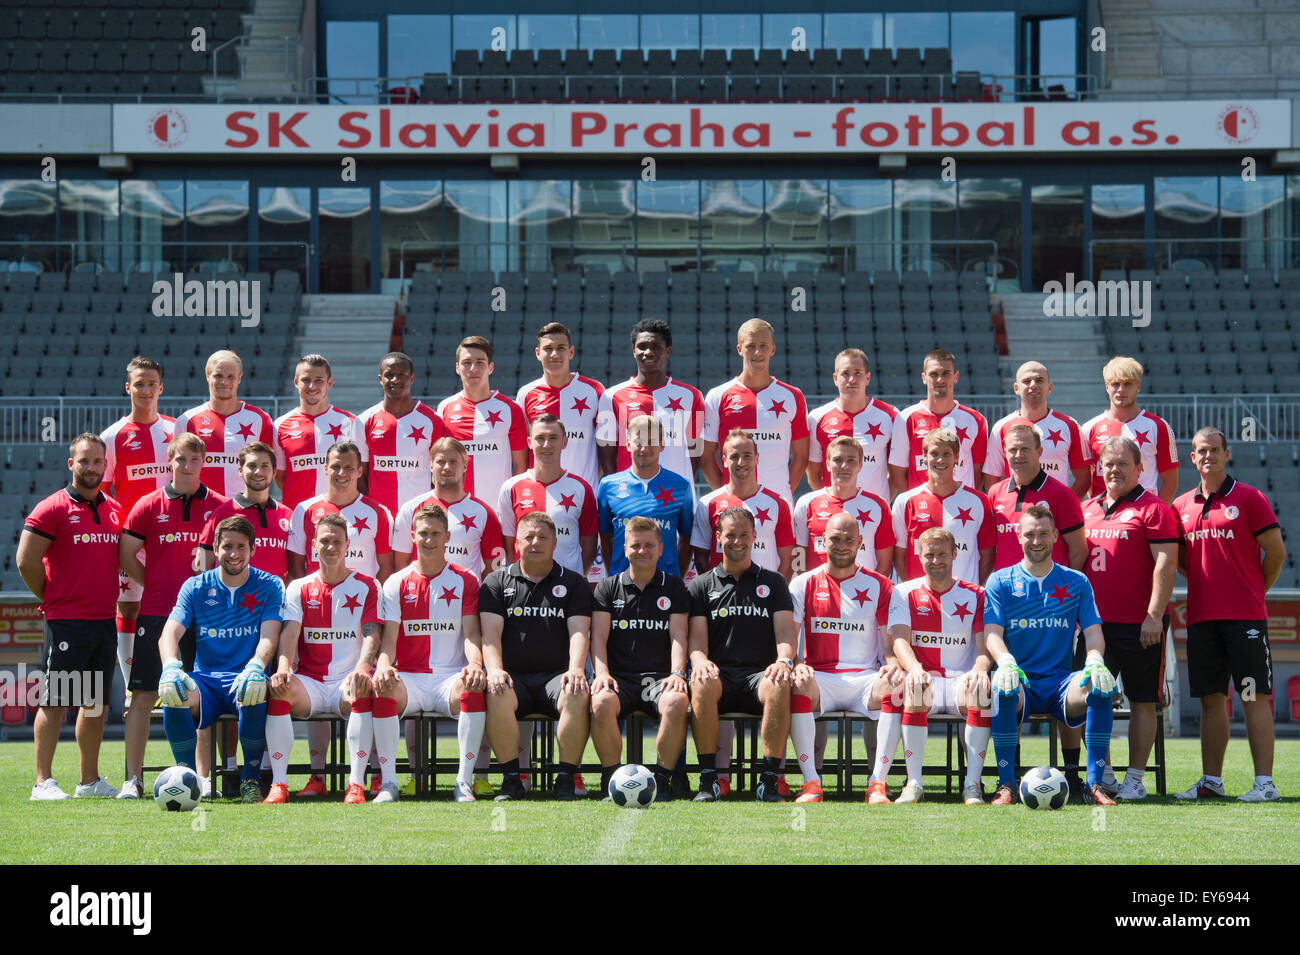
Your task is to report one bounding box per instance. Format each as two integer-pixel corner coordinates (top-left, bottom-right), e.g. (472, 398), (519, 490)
(1079, 651), (1117, 696)
(158, 658), (196, 708)
(231, 658), (267, 706)
(993, 654), (1029, 695)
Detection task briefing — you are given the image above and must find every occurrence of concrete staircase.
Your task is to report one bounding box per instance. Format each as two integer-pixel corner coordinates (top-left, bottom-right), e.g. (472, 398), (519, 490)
(996, 292), (1109, 422)
(295, 295), (398, 413)
(205, 0), (304, 99)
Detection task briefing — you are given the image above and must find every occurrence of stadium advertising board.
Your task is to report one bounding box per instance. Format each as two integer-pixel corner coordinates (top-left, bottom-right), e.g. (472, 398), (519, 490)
(113, 101), (1290, 155)
(0, 603), (44, 647)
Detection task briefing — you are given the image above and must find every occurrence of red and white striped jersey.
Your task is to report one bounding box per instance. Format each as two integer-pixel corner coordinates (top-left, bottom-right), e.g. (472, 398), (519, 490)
(436, 390), (528, 509)
(790, 566), (892, 672)
(516, 373), (605, 491)
(891, 484), (996, 585)
(1080, 408), (1178, 498)
(497, 471), (598, 576)
(984, 408), (1085, 482)
(887, 577), (985, 677)
(99, 415), (175, 514)
(381, 561), (480, 673)
(358, 400), (445, 517)
(391, 491), (503, 578)
(283, 570), (382, 684)
(172, 401), (274, 496)
(272, 406), (367, 512)
(888, 401), (988, 490)
(793, 488), (895, 572)
(690, 485), (794, 573)
(287, 493), (393, 578)
(806, 397), (897, 502)
(597, 377), (705, 489)
(702, 377), (809, 500)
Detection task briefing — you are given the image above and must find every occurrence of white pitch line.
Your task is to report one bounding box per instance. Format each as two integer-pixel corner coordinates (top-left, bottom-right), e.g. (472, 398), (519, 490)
(590, 807), (643, 864)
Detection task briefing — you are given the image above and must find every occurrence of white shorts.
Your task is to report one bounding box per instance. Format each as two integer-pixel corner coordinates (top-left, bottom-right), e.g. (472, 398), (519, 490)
(298, 673), (348, 717)
(925, 672), (971, 716)
(398, 669), (461, 718)
(117, 571), (143, 604)
(813, 670), (878, 719)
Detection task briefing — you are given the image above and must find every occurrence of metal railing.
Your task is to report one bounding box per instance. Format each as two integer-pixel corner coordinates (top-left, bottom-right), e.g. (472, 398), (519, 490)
(0, 240), (312, 279)
(1087, 236), (1300, 277)
(213, 34), (303, 97)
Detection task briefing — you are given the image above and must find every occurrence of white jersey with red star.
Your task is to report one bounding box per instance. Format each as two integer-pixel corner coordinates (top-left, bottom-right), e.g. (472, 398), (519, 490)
(516, 373), (605, 491)
(272, 406), (367, 512)
(1080, 408), (1178, 497)
(793, 488), (895, 572)
(391, 491), (503, 578)
(891, 484), (997, 584)
(172, 401), (274, 497)
(888, 401), (988, 490)
(702, 377), (809, 501)
(99, 415), (175, 514)
(282, 570), (382, 683)
(790, 566), (891, 672)
(596, 377), (704, 488)
(888, 578), (985, 677)
(359, 401), (445, 517)
(287, 493), (393, 578)
(984, 408), (1085, 482)
(498, 471), (598, 576)
(436, 390), (527, 510)
(690, 485), (794, 572)
(806, 398), (897, 501)
(381, 561), (480, 673)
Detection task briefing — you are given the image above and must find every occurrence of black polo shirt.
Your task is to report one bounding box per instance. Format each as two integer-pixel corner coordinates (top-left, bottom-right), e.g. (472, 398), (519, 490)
(479, 560), (593, 674)
(593, 569), (689, 673)
(688, 562), (793, 670)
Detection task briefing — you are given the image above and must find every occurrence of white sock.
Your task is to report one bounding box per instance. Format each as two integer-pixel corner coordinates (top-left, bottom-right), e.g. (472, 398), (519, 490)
(373, 713), (399, 786)
(790, 704), (818, 784)
(307, 720), (330, 773)
(964, 715), (991, 789)
(901, 714), (927, 786)
(872, 709), (903, 784)
(346, 709), (374, 787)
(1125, 768), (1146, 785)
(1255, 774), (1274, 786)
(716, 721), (735, 778)
(518, 721), (533, 770)
(458, 709), (487, 791)
(116, 631), (133, 687)
(1205, 774), (1223, 786)
(265, 713), (293, 785)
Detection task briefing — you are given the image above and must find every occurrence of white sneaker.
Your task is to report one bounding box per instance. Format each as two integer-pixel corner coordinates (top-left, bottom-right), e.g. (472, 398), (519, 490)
(1098, 765), (1119, 796)
(1238, 780), (1280, 803)
(1115, 779), (1147, 801)
(1174, 776), (1227, 800)
(73, 777), (120, 798)
(961, 783), (985, 805)
(116, 776), (142, 799)
(453, 781), (476, 803)
(372, 781), (400, 804)
(199, 775), (213, 798)
(31, 778), (71, 801)
(895, 781), (925, 803)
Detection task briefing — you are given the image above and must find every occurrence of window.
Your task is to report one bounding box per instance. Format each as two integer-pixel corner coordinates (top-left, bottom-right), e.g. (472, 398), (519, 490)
(319, 187), (372, 293)
(701, 14), (761, 53)
(0, 180), (57, 273)
(325, 20), (379, 104)
(508, 180), (571, 272)
(766, 179), (827, 273)
(829, 180), (891, 272)
(885, 13), (948, 51)
(1031, 184), (1083, 288)
(578, 15), (637, 52)
(58, 180), (119, 270)
(762, 14), (821, 52)
(1220, 175), (1285, 270)
(701, 179), (763, 271)
(379, 181), (442, 278)
(640, 14), (698, 53)
(1155, 177), (1218, 270)
(453, 15), (516, 55)
(258, 187), (310, 286)
(895, 179), (957, 273)
(519, 14), (577, 51)
(636, 180), (699, 272)
(444, 180), (507, 273)
(823, 13), (882, 51)
(957, 178), (1018, 285)
(121, 180), (182, 274)
(572, 180), (634, 272)
(1090, 184), (1146, 279)
(951, 12), (1014, 78)
(388, 15), (450, 81)
(186, 180), (249, 272)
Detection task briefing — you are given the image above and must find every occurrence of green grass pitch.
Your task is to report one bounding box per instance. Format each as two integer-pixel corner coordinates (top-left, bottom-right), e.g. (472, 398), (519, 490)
(5, 737), (1296, 864)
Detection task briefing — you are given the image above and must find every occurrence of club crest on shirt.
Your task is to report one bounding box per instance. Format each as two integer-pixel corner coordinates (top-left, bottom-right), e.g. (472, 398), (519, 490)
(1225, 506), (1239, 520)
(756, 584), (770, 598)
(552, 584), (567, 598)
(207, 588), (217, 596)
(656, 596), (671, 611)
(279, 518), (291, 531)
(1012, 578), (1026, 597)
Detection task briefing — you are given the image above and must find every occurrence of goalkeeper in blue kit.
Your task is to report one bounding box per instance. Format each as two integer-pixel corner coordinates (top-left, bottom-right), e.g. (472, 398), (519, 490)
(982, 505), (1118, 806)
(156, 517), (284, 802)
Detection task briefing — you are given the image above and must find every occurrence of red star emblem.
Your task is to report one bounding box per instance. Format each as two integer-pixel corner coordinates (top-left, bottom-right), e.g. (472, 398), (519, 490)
(1132, 430), (1151, 448)
(240, 592), (262, 612)
(954, 507), (974, 526)
(119, 579), (130, 594)
(484, 409), (504, 427)
(352, 516), (370, 533)
(1049, 584), (1071, 606)
(439, 586), (459, 606)
(652, 485), (676, 505)
(852, 588), (872, 606)
(235, 422), (256, 440)
(955, 426), (971, 443)
(754, 507), (772, 526)
(325, 422), (345, 440)
(1045, 428), (1065, 447)
(768, 400), (787, 417)
(664, 397), (684, 413)
(163, 432), (173, 442)
(558, 493), (577, 512)
(459, 513), (478, 530)
(951, 601), (972, 622)
(407, 426), (427, 442)
(864, 422), (884, 440)
(341, 593), (362, 612)
(855, 508), (873, 523)
(571, 397), (590, 414)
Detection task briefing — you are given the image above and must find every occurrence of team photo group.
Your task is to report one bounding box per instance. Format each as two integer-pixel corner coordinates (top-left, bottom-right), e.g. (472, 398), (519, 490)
(19, 316), (1286, 808)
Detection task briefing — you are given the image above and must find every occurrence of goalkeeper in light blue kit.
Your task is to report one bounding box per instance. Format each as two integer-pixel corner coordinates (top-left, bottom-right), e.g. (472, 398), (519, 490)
(156, 516), (284, 802)
(983, 504), (1118, 807)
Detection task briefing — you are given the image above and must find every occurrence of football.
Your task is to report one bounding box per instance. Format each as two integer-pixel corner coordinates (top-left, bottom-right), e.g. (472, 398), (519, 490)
(153, 766), (202, 812)
(1019, 766), (1069, 810)
(608, 764), (656, 808)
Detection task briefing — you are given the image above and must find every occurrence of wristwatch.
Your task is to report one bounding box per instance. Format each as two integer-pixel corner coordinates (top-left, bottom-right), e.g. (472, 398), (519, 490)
(671, 667), (687, 678)
(778, 657), (795, 669)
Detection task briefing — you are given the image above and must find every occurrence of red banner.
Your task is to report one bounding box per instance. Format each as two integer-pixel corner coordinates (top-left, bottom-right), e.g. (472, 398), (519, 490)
(0, 603), (44, 646)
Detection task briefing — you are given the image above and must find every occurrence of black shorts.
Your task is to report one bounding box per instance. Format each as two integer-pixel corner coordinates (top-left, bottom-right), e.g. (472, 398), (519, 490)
(127, 614), (195, 692)
(717, 666), (766, 716)
(40, 619), (115, 708)
(512, 671), (566, 719)
(1186, 619), (1272, 699)
(1102, 619), (1168, 704)
(612, 671), (676, 718)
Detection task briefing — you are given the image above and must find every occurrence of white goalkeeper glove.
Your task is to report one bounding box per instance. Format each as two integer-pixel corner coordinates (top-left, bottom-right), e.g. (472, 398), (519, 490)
(1080, 651), (1117, 697)
(158, 658), (196, 708)
(993, 654), (1029, 695)
(231, 658), (267, 706)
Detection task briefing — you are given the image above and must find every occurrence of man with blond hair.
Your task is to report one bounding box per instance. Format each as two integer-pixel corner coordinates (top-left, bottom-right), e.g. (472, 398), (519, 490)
(1081, 356), (1178, 503)
(173, 349), (274, 498)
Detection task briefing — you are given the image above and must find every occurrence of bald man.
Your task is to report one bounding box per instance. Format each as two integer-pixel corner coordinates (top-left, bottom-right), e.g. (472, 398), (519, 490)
(983, 362), (1090, 498)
